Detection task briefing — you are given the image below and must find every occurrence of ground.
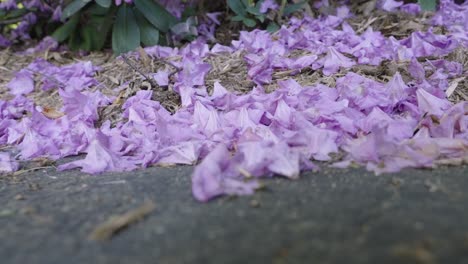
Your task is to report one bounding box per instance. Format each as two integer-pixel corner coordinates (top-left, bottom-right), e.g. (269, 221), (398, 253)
(1, 165), (468, 264)
(1, 1), (468, 263)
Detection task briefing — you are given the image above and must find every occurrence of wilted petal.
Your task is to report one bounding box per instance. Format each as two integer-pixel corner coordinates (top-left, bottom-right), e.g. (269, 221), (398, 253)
(400, 3), (421, 15)
(193, 101), (222, 135)
(322, 47), (355, 76)
(416, 88), (452, 116)
(158, 141), (202, 165)
(191, 144), (260, 202)
(153, 70), (169, 86)
(380, 0), (403, 11)
(58, 132), (137, 174)
(7, 70), (34, 96)
(273, 99), (293, 126)
(356, 107), (393, 132)
(384, 72), (409, 105)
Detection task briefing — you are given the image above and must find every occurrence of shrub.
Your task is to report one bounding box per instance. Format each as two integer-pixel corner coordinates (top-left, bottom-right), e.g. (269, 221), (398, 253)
(227, 0), (305, 32)
(0, 0), (442, 54)
(0, 0), (198, 53)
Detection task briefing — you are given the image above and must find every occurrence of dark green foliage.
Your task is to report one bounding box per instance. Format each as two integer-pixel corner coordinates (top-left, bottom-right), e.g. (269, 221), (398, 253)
(112, 5), (140, 54)
(228, 0), (265, 28)
(226, 0), (306, 32)
(418, 0), (437, 11)
(1, 0), (444, 54)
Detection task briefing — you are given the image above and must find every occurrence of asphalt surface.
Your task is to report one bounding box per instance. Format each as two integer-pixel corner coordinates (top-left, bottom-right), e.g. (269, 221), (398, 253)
(1, 164), (468, 264)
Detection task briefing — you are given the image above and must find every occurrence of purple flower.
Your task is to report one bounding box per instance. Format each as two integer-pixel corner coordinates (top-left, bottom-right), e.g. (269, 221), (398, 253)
(321, 47), (355, 75)
(58, 131), (137, 174)
(400, 31), (458, 57)
(7, 70), (35, 96)
(115, 0), (133, 6)
(21, 37), (59, 54)
(153, 70), (169, 86)
(0, 34), (11, 47)
(384, 72), (409, 106)
(416, 88), (452, 116)
(379, 0), (403, 12)
(400, 3), (421, 15)
(175, 56), (211, 88)
(60, 89), (110, 123)
(191, 144), (261, 202)
(0, 0), (17, 10)
(52, 6), (62, 21)
(157, 141), (202, 165)
(260, 0), (279, 13)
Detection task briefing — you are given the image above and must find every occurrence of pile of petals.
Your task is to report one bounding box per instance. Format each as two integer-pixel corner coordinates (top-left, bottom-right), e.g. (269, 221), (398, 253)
(1, 0), (467, 201)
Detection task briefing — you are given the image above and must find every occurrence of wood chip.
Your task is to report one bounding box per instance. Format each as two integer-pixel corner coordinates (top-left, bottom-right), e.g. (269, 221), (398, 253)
(391, 243), (435, 264)
(41, 106), (65, 119)
(89, 201), (156, 241)
(445, 77), (465, 98)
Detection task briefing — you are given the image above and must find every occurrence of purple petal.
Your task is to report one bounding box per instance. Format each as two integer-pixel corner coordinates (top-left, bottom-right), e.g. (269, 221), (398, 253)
(416, 88), (452, 116)
(7, 70), (34, 96)
(322, 47), (355, 76)
(191, 144), (260, 202)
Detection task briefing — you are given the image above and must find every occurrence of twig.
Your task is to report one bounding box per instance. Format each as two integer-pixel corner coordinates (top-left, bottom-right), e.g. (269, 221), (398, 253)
(356, 16), (379, 34)
(13, 166), (56, 176)
(157, 58), (182, 80)
(89, 201), (156, 241)
(121, 54), (158, 88)
(25, 68), (65, 88)
(445, 77), (465, 98)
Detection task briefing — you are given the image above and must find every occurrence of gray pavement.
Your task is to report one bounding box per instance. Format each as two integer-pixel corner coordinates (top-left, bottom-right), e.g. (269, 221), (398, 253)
(1, 165), (468, 264)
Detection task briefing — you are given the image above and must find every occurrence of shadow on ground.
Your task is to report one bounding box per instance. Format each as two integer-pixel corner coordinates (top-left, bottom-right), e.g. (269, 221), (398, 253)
(1, 165), (468, 264)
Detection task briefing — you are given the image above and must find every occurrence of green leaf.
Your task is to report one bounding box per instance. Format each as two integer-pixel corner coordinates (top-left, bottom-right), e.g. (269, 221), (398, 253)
(95, 0), (111, 8)
(242, 18), (256, 27)
(255, 14), (265, 23)
(81, 14), (113, 50)
(246, 5), (262, 16)
(112, 5), (140, 54)
(88, 3), (111, 16)
(266, 22), (280, 33)
(134, 9), (160, 47)
(134, 0), (178, 32)
(51, 14), (80, 42)
(3, 8), (28, 20)
(283, 1), (306, 16)
(171, 17), (198, 41)
(68, 28), (82, 50)
(181, 6), (197, 20)
(227, 0), (247, 16)
(62, 0), (92, 20)
(418, 0), (437, 11)
(81, 26), (94, 50)
(241, 0), (251, 7)
(231, 15), (245, 22)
